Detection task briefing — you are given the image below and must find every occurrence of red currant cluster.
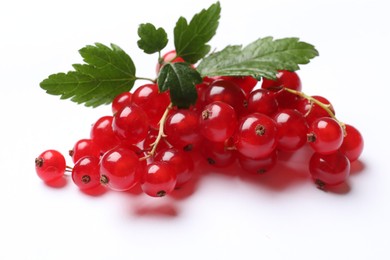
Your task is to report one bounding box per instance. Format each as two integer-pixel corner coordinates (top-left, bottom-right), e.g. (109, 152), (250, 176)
(35, 51), (364, 196)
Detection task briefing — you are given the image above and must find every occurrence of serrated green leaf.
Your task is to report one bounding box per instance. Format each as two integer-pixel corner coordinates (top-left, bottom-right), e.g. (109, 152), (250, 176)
(157, 63), (202, 108)
(137, 23), (168, 54)
(40, 43), (136, 107)
(197, 37), (319, 79)
(174, 2), (221, 64)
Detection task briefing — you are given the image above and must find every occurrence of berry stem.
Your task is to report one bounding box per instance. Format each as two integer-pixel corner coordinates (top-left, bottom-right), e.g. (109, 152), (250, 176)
(142, 103), (173, 160)
(283, 87), (346, 135)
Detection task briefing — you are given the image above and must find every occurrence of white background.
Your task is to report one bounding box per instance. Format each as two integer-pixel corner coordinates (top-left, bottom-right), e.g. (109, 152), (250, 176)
(1, 0), (389, 259)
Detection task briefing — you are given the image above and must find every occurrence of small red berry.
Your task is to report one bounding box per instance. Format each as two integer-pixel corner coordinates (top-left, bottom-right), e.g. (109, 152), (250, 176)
(111, 92), (132, 115)
(69, 139), (101, 164)
(90, 116), (120, 153)
(141, 162), (177, 197)
(309, 151), (350, 189)
(100, 147), (141, 191)
(72, 156), (101, 190)
(308, 117), (344, 155)
(112, 104), (149, 144)
(235, 113), (278, 159)
(339, 124), (364, 162)
(199, 101), (237, 142)
(35, 150), (66, 182)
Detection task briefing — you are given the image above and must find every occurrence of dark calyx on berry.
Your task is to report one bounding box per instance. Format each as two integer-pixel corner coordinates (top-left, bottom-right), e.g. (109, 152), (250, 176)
(255, 125), (266, 136)
(315, 179), (326, 190)
(35, 158), (44, 167)
(100, 175), (109, 185)
(307, 133), (316, 142)
(81, 175), (91, 184)
(202, 110), (211, 120)
(156, 190), (167, 197)
(207, 158), (216, 165)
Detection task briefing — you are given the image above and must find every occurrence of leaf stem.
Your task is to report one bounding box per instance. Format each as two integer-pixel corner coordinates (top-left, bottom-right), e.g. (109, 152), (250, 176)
(135, 76), (156, 83)
(141, 103), (173, 160)
(283, 87), (346, 135)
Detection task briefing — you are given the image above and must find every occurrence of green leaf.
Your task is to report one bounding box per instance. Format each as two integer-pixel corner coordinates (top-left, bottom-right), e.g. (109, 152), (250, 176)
(174, 1), (221, 64)
(137, 23), (168, 54)
(197, 37), (319, 79)
(40, 43), (136, 107)
(157, 62), (202, 108)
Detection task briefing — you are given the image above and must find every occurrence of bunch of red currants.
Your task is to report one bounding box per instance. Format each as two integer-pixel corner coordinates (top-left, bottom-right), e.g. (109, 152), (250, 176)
(35, 52), (364, 196)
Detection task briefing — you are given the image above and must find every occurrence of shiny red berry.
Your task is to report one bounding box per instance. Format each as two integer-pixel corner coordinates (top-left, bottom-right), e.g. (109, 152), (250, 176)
(35, 150), (66, 182)
(69, 139), (101, 164)
(112, 104), (149, 144)
(199, 101), (237, 142)
(100, 147), (141, 191)
(71, 156), (101, 190)
(235, 113), (278, 159)
(164, 109), (203, 151)
(309, 151), (350, 189)
(339, 124), (364, 162)
(274, 109), (308, 152)
(247, 89), (278, 116)
(204, 79), (247, 114)
(308, 117), (344, 155)
(90, 116), (120, 153)
(111, 91), (133, 115)
(141, 162), (177, 197)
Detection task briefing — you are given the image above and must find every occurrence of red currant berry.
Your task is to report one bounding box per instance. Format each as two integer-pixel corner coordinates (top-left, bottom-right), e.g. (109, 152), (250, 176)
(238, 149), (277, 174)
(164, 109), (202, 151)
(199, 101), (237, 142)
(218, 76), (258, 97)
(141, 161), (177, 197)
(69, 139), (101, 164)
(200, 139), (237, 168)
(261, 70), (302, 109)
(71, 156), (101, 190)
(247, 89), (278, 116)
(295, 95), (335, 125)
(204, 79), (247, 114)
(100, 147), (141, 191)
(308, 117), (344, 155)
(132, 84), (171, 130)
(112, 104), (149, 144)
(35, 150), (66, 182)
(309, 151), (350, 189)
(235, 113), (278, 159)
(155, 148), (194, 188)
(90, 116), (120, 153)
(273, 109), (308, 152)
(112, 91), (132, 115)
(339, 124), (364, 162)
